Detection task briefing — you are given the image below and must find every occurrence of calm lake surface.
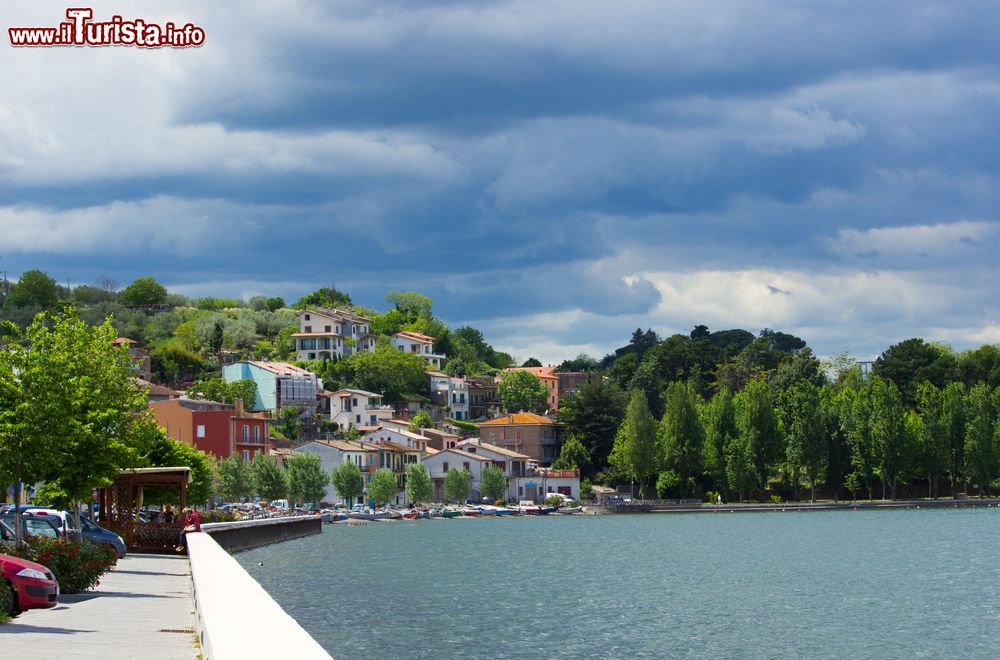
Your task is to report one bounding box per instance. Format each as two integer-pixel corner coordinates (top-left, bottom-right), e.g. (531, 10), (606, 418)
(237, 509), (1000, 658)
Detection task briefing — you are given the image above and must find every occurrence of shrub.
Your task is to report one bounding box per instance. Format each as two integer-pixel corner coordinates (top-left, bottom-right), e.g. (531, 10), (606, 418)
(545, 495), (564, 507)
(0, 536), (117, 594)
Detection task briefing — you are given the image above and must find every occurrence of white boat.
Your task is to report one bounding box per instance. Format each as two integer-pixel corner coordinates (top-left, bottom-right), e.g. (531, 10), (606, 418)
(558, 506), (583, 514)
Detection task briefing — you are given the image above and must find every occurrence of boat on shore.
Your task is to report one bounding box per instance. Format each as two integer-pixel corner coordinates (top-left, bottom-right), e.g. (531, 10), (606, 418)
(441, 509), (464, 518)
(348, 510), (390, 521)
(558, 506), (583, 514)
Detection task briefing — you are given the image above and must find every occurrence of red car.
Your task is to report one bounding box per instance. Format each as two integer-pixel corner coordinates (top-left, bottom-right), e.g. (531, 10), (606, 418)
(1, 553), (59, 616)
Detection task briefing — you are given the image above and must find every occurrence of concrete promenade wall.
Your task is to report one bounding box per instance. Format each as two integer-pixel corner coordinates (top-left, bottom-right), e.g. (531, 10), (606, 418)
(201, 515), (322, 552)
(187, 531), (331, 660)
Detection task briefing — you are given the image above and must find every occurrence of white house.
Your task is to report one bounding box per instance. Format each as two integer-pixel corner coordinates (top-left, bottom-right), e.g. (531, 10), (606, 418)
(427, 371), (470, 421)
(293, 440), (369, 505)
(510, 468), (581, 503)
(329, 388), (394, 429)
(359, 428), (429, 453)
(455, 439), (533, 501)
(293, 308), (376, 362)
(391, 331), (446, 369)
(421, 448), (491, 502)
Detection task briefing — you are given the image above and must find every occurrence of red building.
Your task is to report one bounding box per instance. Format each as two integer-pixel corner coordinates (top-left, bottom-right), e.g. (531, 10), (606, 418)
(149, 398), (272, 461)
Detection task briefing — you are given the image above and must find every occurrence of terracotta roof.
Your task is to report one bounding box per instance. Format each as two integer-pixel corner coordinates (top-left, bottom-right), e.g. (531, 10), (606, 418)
(504, 366), (558, 380)
(395, 331), (435, 343)
(479, 411), (559, 426)
(423, 446), (440, 455)
(434, 448), (492, 462)
(334, 388), (382, 398)
(135, 377), (180, 397)
(355, 425), (381, 433)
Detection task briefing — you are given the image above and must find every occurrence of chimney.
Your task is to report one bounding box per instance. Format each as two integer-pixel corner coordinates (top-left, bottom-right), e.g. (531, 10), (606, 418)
(233, 397), (244, 417)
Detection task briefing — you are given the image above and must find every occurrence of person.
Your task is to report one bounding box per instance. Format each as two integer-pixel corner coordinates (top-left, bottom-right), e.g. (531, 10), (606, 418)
(175, 507), (202, 552)
(163, 504), (176, 524)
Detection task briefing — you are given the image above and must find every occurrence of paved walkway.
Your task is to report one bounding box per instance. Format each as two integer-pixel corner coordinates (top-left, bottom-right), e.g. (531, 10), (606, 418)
(0, 554), (198, 659)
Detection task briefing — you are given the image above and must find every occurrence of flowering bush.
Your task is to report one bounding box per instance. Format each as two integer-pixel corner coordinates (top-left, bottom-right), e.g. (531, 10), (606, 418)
(0, 536), (117, 594)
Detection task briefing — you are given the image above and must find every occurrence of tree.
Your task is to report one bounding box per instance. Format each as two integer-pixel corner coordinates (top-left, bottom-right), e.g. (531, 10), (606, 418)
(734, 380), (780, 496)
(410, 411), (433, 430)
(6, 269), (58, 308)
(444, 467), (471, 503)
(658, 382), (704, 497)
(609, 389), (658, 497)
(779, 380), (826, 501)
(405, 463), (433, 504)
(286, 452), (330, 505)
(480, 464), (507, 502)
(725, 433), (756, 501)
(702, 389), (737, 495)
(189, 378), (258, 408)
(497, 370), (549, 413)
(521, 357), (542, 368)
(331, 460), (363, 506)
(842, 386), (876, 499)
(963, 382), (997, 497)
(1, 310), (149, 543)
(915, 382), (949, 498)
(252, 454), (287, 501)
(874, 338), (958, 406)
(121, 276), (168, 306)
(940, 382), (967, 494)
(551, 435), (592, 474)
(557, 377), (627, 476)
(294, 286), (352, 310)
(337, 346), (428, 402)
(556, 354), (599, 373)
(143, 430), (213, 506)
(868, 377), (905, 500)
(368, 467), (398, 506)
(217, 456), (254, 502)
(276, 407), (301, 441)
(385, 291), (433, 321)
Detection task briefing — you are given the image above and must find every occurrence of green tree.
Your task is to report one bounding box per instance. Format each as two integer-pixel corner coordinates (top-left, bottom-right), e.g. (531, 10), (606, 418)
(551, 435), (592, 474)
(497, 370), (549, 413)
(331, 460), (363, 506)
(733, 380), (780, 497)
(142, 430), (213, 506)
(252, 454), (287, 501)
(385, 291), (433, 321)
(557, 377), (627, 476)
(480, 464), (507, 502)
(294, 286), (352, 310)
(779, 380), (826, 501)
(337, 346), (428, 402)
(444, 467), (471, 503)
(609, 389), (658, 497)
(189, 378), (258, 408)
(286, 452), (330, 505)
(410, 411), (433, 430)
(405, 463), (433, 504)
(658, 382), (704, 497)
(702, 388), (737, 496)
(725, 433), (757, 501)
(941, 382), (967, 494)
(874, 338), (958, 406)
(368, 467), (398, 506)
(1, 310), (149, 542)
(868, 377), (906, 500)
(963, 382), (997, 497)
(521, 357), (542, 368)
(217, 456), (254, 502)
(7, 269), (58, 308)
(121, 276), (168, 306)
(842, 386), (876, 499)
(915, 382), (949, 498)
(276, 407), (301, 441)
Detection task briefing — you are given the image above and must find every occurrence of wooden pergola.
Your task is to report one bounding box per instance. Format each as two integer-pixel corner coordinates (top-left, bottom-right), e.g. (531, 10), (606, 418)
(98, 467), (191, 553)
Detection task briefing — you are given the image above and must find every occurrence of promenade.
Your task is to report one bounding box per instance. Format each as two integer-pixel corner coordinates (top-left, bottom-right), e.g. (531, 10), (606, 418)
(0, 554), (198, 659)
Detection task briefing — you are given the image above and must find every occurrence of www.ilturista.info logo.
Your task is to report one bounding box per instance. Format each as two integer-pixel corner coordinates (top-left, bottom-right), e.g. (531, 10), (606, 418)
(9, 8), (205, 48)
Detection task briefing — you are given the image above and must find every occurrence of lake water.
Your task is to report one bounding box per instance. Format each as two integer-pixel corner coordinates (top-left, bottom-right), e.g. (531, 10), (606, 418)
(237, 509), (1000, 658)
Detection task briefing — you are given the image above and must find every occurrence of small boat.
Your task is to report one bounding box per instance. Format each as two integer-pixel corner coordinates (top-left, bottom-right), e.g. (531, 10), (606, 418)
(519, 505), (542, 515)
(348, 510), (390, 521)
(461, 508), (481, 517)
(494, 507), (515, 515)
(539, 506), (557, 515)
(388, 510), (403, 520)
(476, 506), (499, 516)
(403, 511), (419, 520)
(441, 509), (464, 518)
(558, 506), (583, 514)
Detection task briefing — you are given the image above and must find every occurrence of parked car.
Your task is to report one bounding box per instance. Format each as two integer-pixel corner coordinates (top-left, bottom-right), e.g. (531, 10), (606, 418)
(18, 507), (81, 540)
(1, 552), (59, 616)
(0, 512), (64, 539)
(80, 517), (126, 559)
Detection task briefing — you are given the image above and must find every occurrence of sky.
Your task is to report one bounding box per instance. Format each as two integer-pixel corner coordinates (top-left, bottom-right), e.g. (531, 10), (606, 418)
(2, 1), (999, 365)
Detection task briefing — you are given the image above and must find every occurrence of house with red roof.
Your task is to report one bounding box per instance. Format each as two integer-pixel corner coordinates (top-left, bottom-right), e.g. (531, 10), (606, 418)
(391, 331), (446, 369)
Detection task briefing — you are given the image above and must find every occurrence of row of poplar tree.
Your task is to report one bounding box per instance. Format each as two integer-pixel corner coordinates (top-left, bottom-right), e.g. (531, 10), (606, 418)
(609, 377), (1000, 502)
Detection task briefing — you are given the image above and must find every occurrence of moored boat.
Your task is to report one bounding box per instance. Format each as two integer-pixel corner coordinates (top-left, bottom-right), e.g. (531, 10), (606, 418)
(441, 509), (464, 518)
(558, 506), (583, 514)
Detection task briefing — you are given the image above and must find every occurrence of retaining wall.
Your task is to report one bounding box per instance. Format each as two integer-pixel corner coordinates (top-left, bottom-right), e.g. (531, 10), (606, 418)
(187, 531), (331, 660)
(201, 515), (322, 553)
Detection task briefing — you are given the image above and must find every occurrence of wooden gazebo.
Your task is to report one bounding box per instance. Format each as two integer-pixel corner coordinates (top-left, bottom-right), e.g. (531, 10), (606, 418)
(98, 467), (191, 553)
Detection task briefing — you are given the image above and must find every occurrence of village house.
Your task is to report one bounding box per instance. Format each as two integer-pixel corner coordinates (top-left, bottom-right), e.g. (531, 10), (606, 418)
(150, 397), (272, 461)
(421, 448), (491, 502)
(467, 376), (500, 420)
(455, 439), (532, 501)
(428, 371), (470, 421)
(511, 467), (581, 502)
(328, 388), (394, 430)
(360, 439), (420, 505)
(222, 360), (320, 414)
(294, 439), (369, 505)
(359, 427), (429, 453)
(477, 411), (561, 466)
(112, 337), (152, 381)
(391, 331), (446, 369)
(293, 308), (375, 361)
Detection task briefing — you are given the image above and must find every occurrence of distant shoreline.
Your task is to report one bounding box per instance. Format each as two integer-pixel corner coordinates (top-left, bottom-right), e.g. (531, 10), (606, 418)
(606, 498), (1000, 515)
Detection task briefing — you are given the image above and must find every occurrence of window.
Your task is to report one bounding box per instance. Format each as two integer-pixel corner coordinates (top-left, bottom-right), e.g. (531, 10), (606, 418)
(196, 425), (206, 438)
(356, 414), (361, 423)
(304, 314), (310, 320)
(443, 462), (449, 472)
(325, 325), (331, 332)
(242, 450), (250, 461)
(455, 411), (463, 420)
(308, 353), (315, 360)
(242, 426), (249, 441)
(253, 426), (260, 441)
